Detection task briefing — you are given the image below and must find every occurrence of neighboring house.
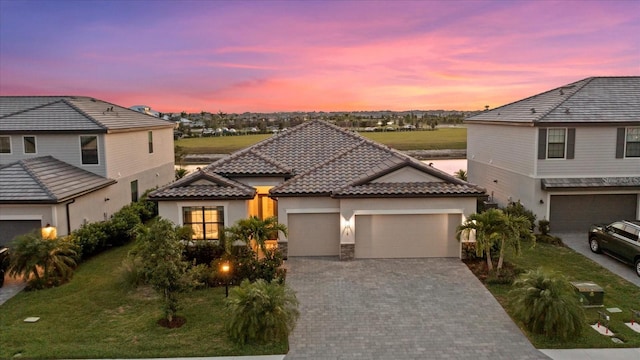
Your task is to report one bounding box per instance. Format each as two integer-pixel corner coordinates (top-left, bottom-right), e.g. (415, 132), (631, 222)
(129, 104), (160, 118)
(465, 76), (640, 232)
(150, 120), (485, 260)
(0, 96), (175, 246)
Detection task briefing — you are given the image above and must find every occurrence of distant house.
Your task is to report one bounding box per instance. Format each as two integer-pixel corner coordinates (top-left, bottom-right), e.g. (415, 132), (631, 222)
(0, 96), (175, 245)
(129, 104), (160, 117)
(465, 76), (640, 232)
(150, 120), (485, 260)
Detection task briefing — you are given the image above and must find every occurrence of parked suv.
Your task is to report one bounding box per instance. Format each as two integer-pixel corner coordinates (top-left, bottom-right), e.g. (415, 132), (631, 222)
(589, 220), (640, 277)
(0, 247), (9, 288)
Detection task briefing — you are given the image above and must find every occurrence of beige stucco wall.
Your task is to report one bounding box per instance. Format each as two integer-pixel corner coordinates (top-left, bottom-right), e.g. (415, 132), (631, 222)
(157, 199), (248, 228)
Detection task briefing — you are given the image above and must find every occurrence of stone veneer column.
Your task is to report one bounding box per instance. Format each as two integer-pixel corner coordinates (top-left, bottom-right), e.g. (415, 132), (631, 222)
(278, 241), (288, 259)
(340, 243), (355, 260)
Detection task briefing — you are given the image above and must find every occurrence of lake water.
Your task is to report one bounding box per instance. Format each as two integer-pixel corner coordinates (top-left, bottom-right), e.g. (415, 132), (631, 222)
(177, 159), (467, 176)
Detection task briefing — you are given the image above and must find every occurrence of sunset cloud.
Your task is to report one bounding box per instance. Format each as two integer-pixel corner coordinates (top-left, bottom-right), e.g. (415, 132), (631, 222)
(0, 0), (638, 113)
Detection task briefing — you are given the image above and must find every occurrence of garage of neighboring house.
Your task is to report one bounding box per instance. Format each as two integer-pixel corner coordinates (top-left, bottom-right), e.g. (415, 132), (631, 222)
(354, 213), (461, 259)
(287, 213), (341, 256)
(549, 194), (638, 232)
(0, 219), (42, 247)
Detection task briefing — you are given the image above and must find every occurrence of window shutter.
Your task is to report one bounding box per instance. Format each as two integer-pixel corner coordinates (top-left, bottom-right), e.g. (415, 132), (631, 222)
(615, 128), (625, 158)
(538, 128), (547, 159)
(566, 128), (575, 159)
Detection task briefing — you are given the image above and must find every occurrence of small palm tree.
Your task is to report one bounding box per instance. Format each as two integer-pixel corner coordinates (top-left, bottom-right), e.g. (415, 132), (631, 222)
(454, 169), (467, 181)
(457, 208), (505, 272)
(225, 279), (300, 345)
(496, 213), (535, 272)
(510, 268), (584, 340)
(9, 231), (77, 288)
(227, 216), (287, 257)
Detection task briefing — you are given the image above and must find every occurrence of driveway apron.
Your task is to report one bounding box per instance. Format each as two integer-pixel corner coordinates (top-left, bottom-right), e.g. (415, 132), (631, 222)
(285, 257), (547, 360)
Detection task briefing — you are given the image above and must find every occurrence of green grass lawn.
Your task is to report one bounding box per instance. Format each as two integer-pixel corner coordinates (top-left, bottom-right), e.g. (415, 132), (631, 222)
(485, 240), (640, 349)
(0, 243), (287, 359)
(175, 128), (467, 154)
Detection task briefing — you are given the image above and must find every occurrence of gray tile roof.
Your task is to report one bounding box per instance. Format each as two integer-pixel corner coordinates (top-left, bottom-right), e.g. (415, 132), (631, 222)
(151, 120), (485, 200)
(149, 169), (256, 200)
(0, 96), (174, 133)
(0, 156), (116, 203)
(542, 177), (640, 190)
(465, 77), (640, 125)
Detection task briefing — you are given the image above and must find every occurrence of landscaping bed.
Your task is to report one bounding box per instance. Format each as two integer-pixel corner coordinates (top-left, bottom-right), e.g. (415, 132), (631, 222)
(466, 240), (640, 349)
(0, 243), (288, 359)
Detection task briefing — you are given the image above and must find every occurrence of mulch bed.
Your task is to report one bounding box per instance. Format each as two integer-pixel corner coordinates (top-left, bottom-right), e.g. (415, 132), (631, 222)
(158, 316), (186, 328)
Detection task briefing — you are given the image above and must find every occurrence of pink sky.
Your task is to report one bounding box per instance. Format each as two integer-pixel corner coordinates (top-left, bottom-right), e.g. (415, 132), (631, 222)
(0, 0), (638, 113)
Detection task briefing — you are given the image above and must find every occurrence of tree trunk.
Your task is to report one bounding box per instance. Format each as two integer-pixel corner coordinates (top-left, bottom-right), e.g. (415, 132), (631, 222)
(497, 239), (505, 273)
(486, 249), (493, 272)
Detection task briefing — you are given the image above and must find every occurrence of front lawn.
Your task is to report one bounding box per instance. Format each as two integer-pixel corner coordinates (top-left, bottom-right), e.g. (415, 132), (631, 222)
(473, 240), (640, 349)
(0, 243), (287, 359)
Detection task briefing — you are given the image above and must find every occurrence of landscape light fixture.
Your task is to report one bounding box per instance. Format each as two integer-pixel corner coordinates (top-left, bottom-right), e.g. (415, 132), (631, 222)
(221, 262), (231, 297)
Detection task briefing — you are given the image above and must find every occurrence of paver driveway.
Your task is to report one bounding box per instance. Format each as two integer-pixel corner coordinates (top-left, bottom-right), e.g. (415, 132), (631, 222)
(285, 257), (548, 360)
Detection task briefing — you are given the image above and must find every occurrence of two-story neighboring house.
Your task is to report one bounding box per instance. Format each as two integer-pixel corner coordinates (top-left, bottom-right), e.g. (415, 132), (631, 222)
(465, 76), (640, 233)
(0, 96), (175, 246)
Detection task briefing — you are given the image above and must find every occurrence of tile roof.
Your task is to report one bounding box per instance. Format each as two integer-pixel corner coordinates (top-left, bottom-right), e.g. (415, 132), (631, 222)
(149, 169), (256, 200)
(542, 177), (640, 190)
(152, 120), (485, 200)
(0, 156), (116, 203)
(465, 77), (640, 125)
(0, 96), (174, 133)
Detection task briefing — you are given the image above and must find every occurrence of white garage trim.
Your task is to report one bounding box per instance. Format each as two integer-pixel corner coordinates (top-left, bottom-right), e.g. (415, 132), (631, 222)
(0, 215), (43, 220)
(352, 209), (464, 215)
(285, 208), (340, 214)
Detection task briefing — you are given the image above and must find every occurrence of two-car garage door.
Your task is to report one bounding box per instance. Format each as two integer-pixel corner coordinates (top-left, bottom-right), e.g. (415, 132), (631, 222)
(355, 214), (460, 258)
(287, 212), (460, 258)
(550, 194), (638, 233)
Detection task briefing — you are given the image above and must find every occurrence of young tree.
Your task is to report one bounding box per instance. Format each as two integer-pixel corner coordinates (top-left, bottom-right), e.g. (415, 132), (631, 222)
(454, 169), (467, 181)
(456, 208), (505, 272)
(133, 219), (189, 324)
(9, 231), (77, 289)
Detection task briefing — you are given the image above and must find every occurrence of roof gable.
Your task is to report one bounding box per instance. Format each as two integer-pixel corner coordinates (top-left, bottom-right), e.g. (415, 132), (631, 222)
(150, 169), (256, 200)
(465, 77), (640, 125)
(0, 156), (115, 203)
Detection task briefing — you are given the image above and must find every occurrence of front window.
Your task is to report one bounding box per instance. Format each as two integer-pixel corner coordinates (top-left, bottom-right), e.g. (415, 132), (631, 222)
(626, 127), (640, 157)
(547, 128), (566, 159)
(0, 136), (11, 153)
(148, 131), (154, 153)
(80, 135), (99, 164)
(23, 136), (36, 154)
(183, 206), (224, 241)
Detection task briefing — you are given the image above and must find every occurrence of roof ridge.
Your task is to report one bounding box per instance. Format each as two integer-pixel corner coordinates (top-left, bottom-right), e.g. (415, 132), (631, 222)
(20, 156), (58, 200)
(537, 77), (594, 121)
(0, 98), (66, 119)
(251, 149), (293, 173)
(62, 98), (108, 130)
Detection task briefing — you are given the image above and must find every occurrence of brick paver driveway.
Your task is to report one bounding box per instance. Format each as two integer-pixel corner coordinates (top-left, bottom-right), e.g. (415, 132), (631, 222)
(285, 257), (547, 360)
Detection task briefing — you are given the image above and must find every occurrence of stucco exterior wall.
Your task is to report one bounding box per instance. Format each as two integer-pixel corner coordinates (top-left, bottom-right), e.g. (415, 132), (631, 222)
(157, 199), (248, 228)
(466, 124), (537, 177)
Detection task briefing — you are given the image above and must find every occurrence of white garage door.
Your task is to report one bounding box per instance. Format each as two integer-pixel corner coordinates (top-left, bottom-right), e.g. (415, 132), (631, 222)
(355, 214), (461, 258)
(550, 194), (638, 232)
(287, 213), (340, 256)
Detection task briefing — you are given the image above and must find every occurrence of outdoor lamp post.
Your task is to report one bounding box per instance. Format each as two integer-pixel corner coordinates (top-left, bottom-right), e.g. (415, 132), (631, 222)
(221, 262), (231, 297)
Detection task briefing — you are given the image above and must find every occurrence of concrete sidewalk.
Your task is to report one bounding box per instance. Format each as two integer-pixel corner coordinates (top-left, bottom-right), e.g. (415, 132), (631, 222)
(541, 348), (640, 360)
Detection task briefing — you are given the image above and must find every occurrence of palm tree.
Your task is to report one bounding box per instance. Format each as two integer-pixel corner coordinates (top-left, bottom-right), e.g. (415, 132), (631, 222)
(454, 169), (467, 181)
(227, 216), (288, 257)
(496, 213), (535, 272)
(9, 231), (77, 288)
(456, 208), (505, 272)
(510, 268), (584, 340)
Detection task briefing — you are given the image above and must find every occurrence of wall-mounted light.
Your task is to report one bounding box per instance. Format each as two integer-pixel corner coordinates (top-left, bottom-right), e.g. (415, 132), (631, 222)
(41, 224), (57, 239)
(539, 199), (544, 204)
(104, 197), (110, 202)
(493, 179), (498, 183)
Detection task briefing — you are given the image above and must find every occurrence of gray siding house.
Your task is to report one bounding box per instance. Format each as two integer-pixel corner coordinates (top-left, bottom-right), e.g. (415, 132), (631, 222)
(150, 120), (485, 260)
(465, 76), (640, 232)
(0, 96), (175, 245)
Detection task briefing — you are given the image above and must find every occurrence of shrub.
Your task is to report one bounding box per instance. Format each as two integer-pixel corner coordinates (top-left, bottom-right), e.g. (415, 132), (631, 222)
(106, 205), (142, 246)
(536, 234), (563, 246)
(234, 250), (286, 284)
(183, 241), (226, 266)
(225, 279), (300, 345)
(509, 268), (584, 341)
(538, 220), (550, 235)
(70, 221), (110, 259)
(119, 256), (147, 290)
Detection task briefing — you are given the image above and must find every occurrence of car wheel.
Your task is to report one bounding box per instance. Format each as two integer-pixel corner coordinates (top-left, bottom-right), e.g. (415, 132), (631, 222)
(589, 237), (601, 253)
(635, 259), (640, 278)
